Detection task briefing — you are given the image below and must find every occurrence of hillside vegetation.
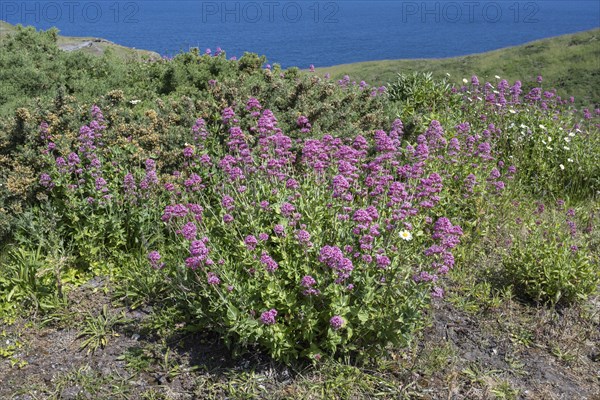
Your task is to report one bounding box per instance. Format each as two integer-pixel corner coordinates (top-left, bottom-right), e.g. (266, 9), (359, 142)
(0, 24), (598, 399)
(318, 29), (600, 106)
(1, 21), (159, 61)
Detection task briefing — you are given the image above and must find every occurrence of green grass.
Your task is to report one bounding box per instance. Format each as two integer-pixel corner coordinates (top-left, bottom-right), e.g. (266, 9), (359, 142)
(318, 29), (600, 106)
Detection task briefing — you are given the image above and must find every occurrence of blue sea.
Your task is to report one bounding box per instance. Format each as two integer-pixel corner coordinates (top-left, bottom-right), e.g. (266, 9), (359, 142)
(1, 1), (599, 67)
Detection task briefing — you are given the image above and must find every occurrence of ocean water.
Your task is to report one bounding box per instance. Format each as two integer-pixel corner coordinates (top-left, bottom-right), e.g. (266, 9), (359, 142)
(2, 0), (599, 67)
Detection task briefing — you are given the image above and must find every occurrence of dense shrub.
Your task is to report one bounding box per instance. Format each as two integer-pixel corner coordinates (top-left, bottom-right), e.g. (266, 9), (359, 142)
(0, 26), (390, 241)
(502, 202), (599, 305)
(31, 95), (531, 361)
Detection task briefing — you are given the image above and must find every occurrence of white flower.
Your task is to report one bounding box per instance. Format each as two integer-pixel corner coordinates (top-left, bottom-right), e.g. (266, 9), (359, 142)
(509, 109), (516, 114)
(130, 99), (141, 105)
(559, 164), (565, 170)
(546, 146), (553, 151)
(462, 78), (468, 84)
(446, 73), (451, 77)
(399, 230), (413, 241)
(568, 158), (574, 163)
(539, 124), (546, 130)
(569, 132), (576, 137)
(547, 136), (552, 142)
(563, 146), (570, 151)
(564, 137), (571, 143)
(495, 75), (501, 79)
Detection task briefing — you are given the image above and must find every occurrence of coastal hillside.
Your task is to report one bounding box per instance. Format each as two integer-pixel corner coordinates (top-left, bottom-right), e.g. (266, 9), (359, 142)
(318, 29), (600, 106)
(1, 21), (160, 61)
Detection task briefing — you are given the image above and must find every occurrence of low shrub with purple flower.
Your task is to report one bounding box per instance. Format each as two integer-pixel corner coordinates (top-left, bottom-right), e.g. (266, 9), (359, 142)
(501, 202), (598, 304)
(35, 106), (168, 268)
(143, 105), (480, 362)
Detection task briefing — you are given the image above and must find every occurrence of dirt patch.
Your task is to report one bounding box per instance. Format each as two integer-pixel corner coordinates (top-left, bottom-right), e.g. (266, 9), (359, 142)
(423, 299), (600, 399)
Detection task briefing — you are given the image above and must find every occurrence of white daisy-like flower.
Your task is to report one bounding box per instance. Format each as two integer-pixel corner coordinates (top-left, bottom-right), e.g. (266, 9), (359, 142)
(399, 230), (413, 241)
(568, 158), (574, 163)
(130, 99), (141, 105)
(547, 136), (552, 142)
(495, 75), (501, 79)
(509, 109), (516, 114)
(564, 137), (571, 143)
(563, 146), (570, 151)
(559, 164), (565, 170)
(462, 78), (468, 84)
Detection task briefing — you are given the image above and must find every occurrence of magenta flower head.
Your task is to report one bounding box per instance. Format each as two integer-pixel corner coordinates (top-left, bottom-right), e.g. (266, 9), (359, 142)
(183, 146), (194, 158)
(95, 177), (107, 191)
(221, 195), (235, 211)
(223, 214), (234, 224)
(375, 255), (391, 269)
(39, 173), (53, 188)
(330, 315), (345, 330)
(295, 229), (312, 245)
(207, 272), (220, 285)
(260, 251), (279, 272)
(301, 275), (316, 288)
(260, 309), (278, 325)
(245, 235), (258, 250)
(280, 202), (296, 217)
(274, 224), (285, 236)
(148, 250), (164, 269)
(431, 287), (444, 298)
(178, 222), (197, 241)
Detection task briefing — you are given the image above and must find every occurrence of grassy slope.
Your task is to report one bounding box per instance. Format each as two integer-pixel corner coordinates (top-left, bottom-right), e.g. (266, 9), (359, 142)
(318, 29), (600, 105)
(3, 20), (598, 103)
(0, 20), (160, 61)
